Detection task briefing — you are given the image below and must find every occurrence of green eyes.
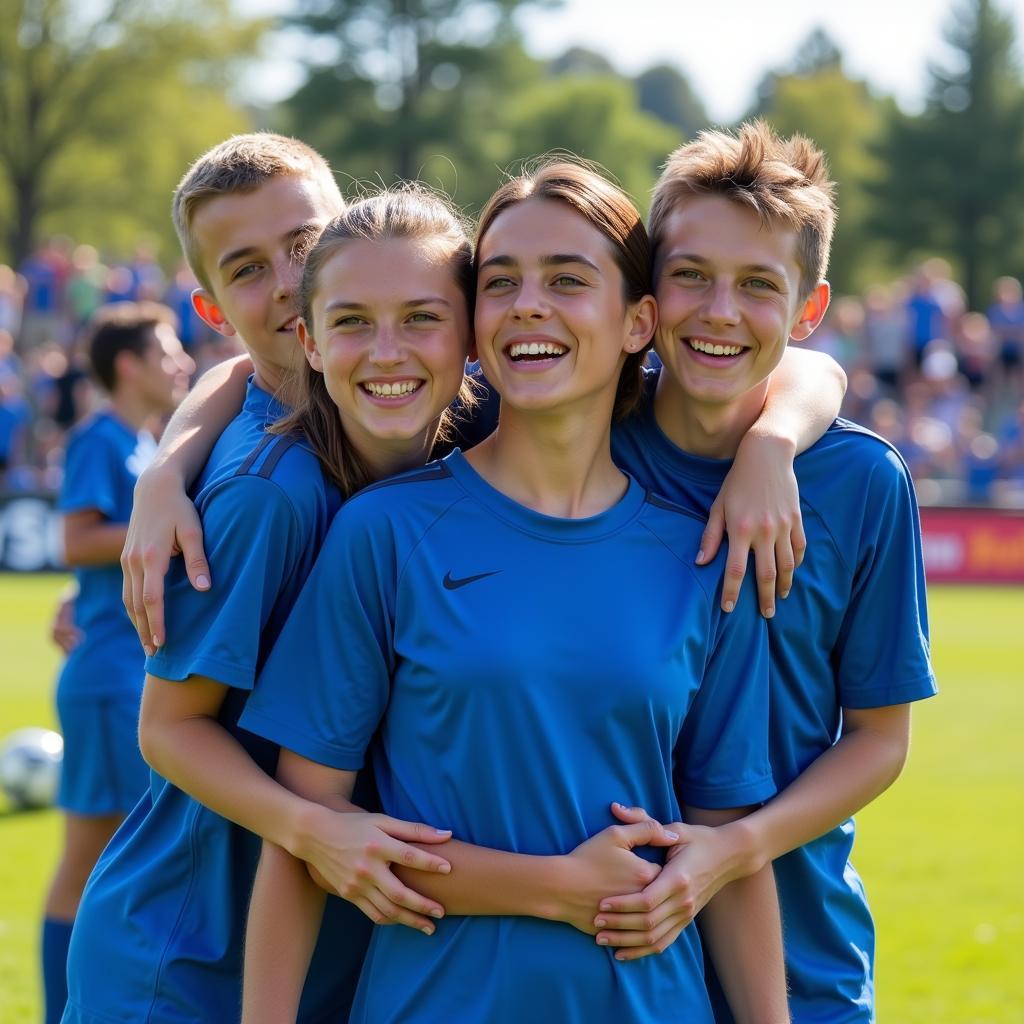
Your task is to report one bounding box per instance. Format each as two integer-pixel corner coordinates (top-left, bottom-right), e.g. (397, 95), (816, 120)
(669, 268), (778, 291)
(330, 312), (440, 329)
(481, 274), (585, 290)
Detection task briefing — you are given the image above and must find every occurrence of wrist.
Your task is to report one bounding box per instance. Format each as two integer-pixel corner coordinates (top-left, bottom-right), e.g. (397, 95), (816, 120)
(279, 796), (327, 861)
(136, 460), (187, 495)
(721, 816), (768, 880)
(532, 855), (576, 923)
(739, 425), (798, 459)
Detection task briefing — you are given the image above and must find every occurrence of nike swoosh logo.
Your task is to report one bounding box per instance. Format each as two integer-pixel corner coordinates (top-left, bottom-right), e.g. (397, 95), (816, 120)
(443, 570), (502, 591)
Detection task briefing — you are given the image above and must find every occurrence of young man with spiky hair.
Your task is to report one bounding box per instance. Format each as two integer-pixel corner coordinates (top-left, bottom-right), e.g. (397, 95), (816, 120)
(602, 122), (937, 1023)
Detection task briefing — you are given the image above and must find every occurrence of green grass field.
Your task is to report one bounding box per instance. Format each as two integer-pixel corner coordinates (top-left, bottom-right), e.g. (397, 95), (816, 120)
(1, 575), (1021, 1023)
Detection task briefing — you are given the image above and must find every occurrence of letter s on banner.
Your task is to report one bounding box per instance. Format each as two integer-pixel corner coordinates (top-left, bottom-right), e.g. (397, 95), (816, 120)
(0, 495), (64, 571)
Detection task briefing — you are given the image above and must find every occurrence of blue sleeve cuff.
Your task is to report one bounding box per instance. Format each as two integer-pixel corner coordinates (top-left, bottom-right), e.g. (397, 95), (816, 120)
(238, 706), (367, 772)
(678, 772), (776, 811)
(145, 651), (258, 691)
(841, 671), (938, 710)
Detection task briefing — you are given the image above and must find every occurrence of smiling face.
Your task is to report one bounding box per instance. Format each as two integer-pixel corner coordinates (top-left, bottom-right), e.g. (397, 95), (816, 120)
(300, 237), (470, 454)
(654, 194), (828, 416)
(190, 174), (334, 384)
(474, 198), (651, 418)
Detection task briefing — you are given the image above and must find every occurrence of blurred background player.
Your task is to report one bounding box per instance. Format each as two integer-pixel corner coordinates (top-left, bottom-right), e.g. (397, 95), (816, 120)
(42, 302), (193, 1024)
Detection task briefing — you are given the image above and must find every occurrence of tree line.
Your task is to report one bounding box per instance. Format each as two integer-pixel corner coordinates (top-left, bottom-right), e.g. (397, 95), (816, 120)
(1, 0), (1021, 307)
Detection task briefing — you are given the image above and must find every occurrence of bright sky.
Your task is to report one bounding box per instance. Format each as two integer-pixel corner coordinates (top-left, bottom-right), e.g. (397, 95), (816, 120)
(245, 0), (1024, 122)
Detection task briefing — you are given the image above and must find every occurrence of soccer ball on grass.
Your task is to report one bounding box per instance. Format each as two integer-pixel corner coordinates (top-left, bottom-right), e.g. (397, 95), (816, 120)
(0, 727), (63, 810)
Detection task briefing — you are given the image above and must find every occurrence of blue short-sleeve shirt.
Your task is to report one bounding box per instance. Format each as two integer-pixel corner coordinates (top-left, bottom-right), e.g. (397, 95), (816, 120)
(611, 370), (937, 1023)
(56, 411), (156, 701)
(242, 450), (773, 1024)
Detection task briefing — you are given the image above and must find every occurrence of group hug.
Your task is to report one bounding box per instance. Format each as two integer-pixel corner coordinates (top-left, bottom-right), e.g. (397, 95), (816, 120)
(43, 122), (935, 1024)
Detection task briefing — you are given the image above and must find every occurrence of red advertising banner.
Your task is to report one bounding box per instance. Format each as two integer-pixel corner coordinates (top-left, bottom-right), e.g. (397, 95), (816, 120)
(920, 507), (1024, 584)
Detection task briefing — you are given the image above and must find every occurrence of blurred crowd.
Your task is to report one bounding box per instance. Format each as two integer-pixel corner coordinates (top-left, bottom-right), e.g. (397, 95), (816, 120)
(807, 257), (1024, 508)
(1, 242), (1022, 507)
(0, 238), (245, 492)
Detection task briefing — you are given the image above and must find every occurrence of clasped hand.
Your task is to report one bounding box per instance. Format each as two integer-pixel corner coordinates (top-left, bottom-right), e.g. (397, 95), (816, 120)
(588, 803), (733, 961)
(300, 806), (452, 936)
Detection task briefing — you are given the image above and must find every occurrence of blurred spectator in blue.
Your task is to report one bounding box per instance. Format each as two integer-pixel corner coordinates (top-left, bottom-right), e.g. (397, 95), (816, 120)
(18, 239), (70, 349)
(987, 276), (1024, 383)
(0, 375), (30, 483)
(129, 242), (166, 301)
(997, 399), (1024, 484)
(957, 407), (1000, 503)
(922, 257), (966, 322)
(905, 267), (947, 368)
(104, 264), (136, 304)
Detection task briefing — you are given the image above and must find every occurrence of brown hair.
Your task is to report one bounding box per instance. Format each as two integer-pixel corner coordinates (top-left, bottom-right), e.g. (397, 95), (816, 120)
(272, 184), (477, 497)
(649, 120), (837, 300)
(87, 301), (177, 392)
(476, 159), (654, 421)
(172, 133), (343, 291)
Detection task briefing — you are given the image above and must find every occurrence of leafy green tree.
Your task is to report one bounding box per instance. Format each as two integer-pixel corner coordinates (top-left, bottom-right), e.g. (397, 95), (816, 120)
(548, 46), (615, 78)
(500, 76), (678, 214)
(285, 0), (561, 189)
(286, 34), (547, 210)
(635, 63), (708, 141)
(0, 0), (259, 265)
(752, 27), (843, 114)
(869, 0), (1024, 306)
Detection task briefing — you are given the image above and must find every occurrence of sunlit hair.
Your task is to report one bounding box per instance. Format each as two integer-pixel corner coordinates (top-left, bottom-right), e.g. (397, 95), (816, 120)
(86, 301), (177, 392)
(649, 120), (837, 300)
(172, 133), (343, 291)
(271, 184), (477, 497)
(476, 158), (653, 421)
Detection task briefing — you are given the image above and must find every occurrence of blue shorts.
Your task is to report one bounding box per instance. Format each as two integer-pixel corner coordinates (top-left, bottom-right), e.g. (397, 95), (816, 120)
(56, 693), (149, 815)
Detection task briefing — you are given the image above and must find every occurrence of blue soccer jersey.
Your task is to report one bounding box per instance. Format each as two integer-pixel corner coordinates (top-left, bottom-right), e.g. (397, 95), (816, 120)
(64, 380), (371, 1024)
(240, 449), (774, 1024)
(611, 372), (937, 1024)
(56, 411), (156, 702)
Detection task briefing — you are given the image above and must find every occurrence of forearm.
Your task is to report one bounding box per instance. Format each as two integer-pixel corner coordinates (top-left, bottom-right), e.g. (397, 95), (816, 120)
(758, 348), (846, 455)
(144, 354), (251, 488)
(138, 682), (321, 858)
(63, 522), (128, 565)
(728, 717), (910, 876)
(242, 842), (325, 1024)
(395, 840), (570, 920)
(395, 817), (673, 930)
(700, 865), (788, 1024)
